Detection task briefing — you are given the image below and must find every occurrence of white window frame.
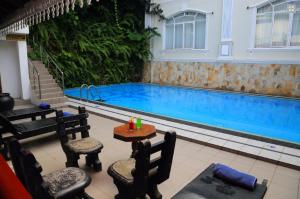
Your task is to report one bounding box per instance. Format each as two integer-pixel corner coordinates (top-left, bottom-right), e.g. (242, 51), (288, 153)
(163, 10), (208, 51)
(250, 0), (300, 50)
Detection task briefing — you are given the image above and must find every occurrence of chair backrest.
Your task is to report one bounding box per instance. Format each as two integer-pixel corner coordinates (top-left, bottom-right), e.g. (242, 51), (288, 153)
(56, 107), (90, 145)
(7, 138), (27, 187)
(133, 131), (176, 190)
(148, 131), (176, 184)
(132, 140), (151, 196)
(7, 138), (51, 199)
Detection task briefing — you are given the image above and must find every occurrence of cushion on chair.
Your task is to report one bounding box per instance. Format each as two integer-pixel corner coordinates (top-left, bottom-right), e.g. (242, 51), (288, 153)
(43, 167), (91, 198)
(108, 158), (135, 184)
(63, 112), (73, 117)
(66, 137), (103, 154)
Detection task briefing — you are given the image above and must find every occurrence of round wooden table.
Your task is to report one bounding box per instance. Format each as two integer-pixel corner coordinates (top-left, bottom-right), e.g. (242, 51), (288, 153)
(113, 123), (156, 157)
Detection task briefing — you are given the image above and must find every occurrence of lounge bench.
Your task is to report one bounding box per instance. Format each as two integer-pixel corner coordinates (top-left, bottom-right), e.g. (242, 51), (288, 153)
(0, 110), (80, 159)
(0, 107), (55, 121)
(172, 163), (267, 199)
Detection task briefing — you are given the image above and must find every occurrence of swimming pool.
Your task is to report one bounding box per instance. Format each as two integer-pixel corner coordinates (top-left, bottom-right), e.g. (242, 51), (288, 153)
(65, 83), (300, 144)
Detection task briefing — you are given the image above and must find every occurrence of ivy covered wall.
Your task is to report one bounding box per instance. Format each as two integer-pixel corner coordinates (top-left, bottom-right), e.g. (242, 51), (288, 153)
(29, 0), (163, 88)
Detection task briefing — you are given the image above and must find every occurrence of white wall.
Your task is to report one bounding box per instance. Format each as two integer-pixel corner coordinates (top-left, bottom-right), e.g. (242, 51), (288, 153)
(232, 0), (300, 62)
(151, 0), (300, 63)
(0, 41), (22, 98)
(17, 41), (31, 99)
(151, 0), (222, 61)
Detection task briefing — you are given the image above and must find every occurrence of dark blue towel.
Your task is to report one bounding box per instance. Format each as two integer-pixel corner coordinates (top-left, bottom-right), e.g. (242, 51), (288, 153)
(213, 163), (257, 190)
(63, 112), (73, 117)
(39, 103), (50, 109)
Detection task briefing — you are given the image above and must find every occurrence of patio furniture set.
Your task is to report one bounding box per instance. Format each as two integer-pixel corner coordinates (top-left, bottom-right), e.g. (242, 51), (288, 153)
(0, 99), (268, 199)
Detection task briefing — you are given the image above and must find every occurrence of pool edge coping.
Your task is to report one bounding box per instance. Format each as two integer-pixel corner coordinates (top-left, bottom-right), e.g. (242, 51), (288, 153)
(66, 95), (300, 150)
(66, 100), (300, 171)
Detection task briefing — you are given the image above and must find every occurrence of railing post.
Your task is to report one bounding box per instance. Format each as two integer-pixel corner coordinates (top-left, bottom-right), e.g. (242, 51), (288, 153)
(62, 72), (64, 91)
(33, 68), (36, 90)
(37, 74), (41, 99)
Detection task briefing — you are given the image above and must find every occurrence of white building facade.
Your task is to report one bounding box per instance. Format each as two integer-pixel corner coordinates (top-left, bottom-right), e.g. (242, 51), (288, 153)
(144, 0), (300, 97)
(0, 27), (30, 100)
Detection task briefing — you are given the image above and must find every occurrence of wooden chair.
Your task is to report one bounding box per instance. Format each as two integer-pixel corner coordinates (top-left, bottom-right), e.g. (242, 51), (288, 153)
(7, 138), (93, 199)
(108, 131), (176, 199)
(56, 107), (103, 172)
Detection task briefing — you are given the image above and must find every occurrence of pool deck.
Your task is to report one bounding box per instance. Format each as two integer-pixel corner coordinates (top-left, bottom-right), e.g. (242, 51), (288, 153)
(8, 106), (300, 199)
(68, 98), (300, 170)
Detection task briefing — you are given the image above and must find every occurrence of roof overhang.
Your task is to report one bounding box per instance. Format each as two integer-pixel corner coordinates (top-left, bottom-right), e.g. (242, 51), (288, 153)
(0, 0), (99, 36)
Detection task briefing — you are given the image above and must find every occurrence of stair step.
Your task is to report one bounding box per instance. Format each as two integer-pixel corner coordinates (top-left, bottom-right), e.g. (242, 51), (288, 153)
(32, 87), (62, 94)
(32, 83), (59, 89)
(31, 60), (43, 65)
(30, 70), (50, 76)
(35, 67), (49, 73)
(40, 91), (64, 99)
(14, 104), (35, 110)
(34, 90), (63, 98)
(36, 87), (62, 92)
(31, 79), (55, 84)
(30, 75), (53, 81)
(40, 97), (66, 105)
(51, 103), (67, 109)
(14, 99), (31, 106)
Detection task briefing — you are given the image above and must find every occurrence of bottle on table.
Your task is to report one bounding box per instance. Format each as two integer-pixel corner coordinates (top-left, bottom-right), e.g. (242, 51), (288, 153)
(129, 117), (135, 130)
(136, 118), (142, 129)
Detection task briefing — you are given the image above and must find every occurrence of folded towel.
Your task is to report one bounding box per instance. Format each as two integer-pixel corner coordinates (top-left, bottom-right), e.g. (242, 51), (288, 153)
(39, 103), (50, 109)
(213, 163), (257, 190)
(63, 112), (73, 117)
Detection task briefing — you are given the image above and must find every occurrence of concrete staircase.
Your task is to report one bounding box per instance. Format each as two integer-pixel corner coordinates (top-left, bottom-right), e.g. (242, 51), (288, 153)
(29, 60), (66, 108)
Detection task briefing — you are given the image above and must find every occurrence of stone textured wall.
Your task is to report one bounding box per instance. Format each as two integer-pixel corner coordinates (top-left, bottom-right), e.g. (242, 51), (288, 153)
(145, 61), (300, 98)
(142, 62), (151, 83)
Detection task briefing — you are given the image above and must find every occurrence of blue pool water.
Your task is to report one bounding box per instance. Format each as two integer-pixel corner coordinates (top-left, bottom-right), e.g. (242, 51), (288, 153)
(65, 83), (300, 144)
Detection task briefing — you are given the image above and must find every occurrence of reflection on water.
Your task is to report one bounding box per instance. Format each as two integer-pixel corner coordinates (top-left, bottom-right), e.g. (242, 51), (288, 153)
(65, 83), (300, 144)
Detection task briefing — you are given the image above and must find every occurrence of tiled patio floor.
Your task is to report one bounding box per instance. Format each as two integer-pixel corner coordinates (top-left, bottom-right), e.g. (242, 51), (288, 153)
(14, 108), (300, 199)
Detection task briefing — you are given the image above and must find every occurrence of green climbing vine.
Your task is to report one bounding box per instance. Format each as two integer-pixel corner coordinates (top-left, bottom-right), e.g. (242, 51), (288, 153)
(28, 0), (164, 88)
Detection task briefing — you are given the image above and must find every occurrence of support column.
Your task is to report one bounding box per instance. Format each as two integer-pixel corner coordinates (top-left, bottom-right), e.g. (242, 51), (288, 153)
(219, 0), (233, 59)
(17, 40), (30, 100)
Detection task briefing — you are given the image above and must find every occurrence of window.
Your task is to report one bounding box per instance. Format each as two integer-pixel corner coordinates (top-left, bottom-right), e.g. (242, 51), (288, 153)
(165, 11), (206, 49)
(255, 0), (300, 48)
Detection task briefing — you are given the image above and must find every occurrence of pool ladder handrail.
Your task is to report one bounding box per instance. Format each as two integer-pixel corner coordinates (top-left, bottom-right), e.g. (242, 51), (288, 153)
(80, 84), (101, 102)
(80, 84), (89, 101)
(87, 85), (100, 100)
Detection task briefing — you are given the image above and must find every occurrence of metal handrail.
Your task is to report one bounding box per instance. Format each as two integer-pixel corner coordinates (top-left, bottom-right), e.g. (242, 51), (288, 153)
(46, 52), (64, 90)
(31, 38), (65, 91)
(40, 46), (65, 91)
(87, 85), (100, 100)
(28, 59), (42, 99)
(80, 84), (89, 101)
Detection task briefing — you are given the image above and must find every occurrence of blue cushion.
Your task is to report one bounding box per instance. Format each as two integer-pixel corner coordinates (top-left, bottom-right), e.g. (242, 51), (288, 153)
(213, 163), (257, 190)
(39, 103), (50, 109)
(63, 112), (73, 117)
